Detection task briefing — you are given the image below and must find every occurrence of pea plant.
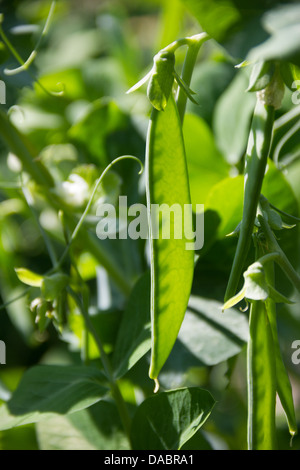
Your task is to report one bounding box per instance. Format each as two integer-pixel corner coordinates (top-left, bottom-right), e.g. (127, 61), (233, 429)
(0, 0), (300, 451)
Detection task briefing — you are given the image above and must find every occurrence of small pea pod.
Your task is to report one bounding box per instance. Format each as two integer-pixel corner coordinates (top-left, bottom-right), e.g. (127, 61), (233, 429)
(224, 100), (275, 301)
(146, 93), (194, 383)
(247, 300), (277, 450)
(225, 68), (286, 302)
(264, 260), (297, 440)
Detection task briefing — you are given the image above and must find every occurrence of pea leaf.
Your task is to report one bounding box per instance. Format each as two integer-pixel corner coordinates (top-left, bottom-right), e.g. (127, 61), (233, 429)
(41, 273), (69, 301)
(0, 366), (108, 430)
(112, 272), (151, 380)
(146, 95), (195, 381)
(183, 113), (229, 209)
(36, 401), (129, 450)
(15, 268), (44, 287)
(181, 0), (242, 43)
(130, 387), (215, 450)
(247, 5), (300, 67)
(213, 69), (256, 165)
(68, 100), (127, 164)
(178, 296), (249, 366)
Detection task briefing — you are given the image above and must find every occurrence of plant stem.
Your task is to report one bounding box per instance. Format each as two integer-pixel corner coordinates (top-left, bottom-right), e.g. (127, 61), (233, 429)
(258, 214), (300, 293)
(67, 287), (132, 445)
(0, 111), (133, 296)
(176, 34), (208, 124)
(263, 251), (297, 438)
(268, 203), (300, 223)
(225, 101), (275, 301)
(0, 109), (54, 187)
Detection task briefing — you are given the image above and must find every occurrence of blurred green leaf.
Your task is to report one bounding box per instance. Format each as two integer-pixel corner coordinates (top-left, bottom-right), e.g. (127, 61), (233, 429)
(15, 268), (44, 287)
(247, 5), (300, 67)
(68, 100), (127, 164)
(183, 113), (229, 208)
(205, 175), (244, 239)
(36, 400), (129, 450)
(186, 60), (235, 126)
(213, 69), (256, 165)
(181, 0), (242, 43)
(41, 273), (69, 301)
(0, 366), (108, 430)
(0, 425), (38, 450)
(178, 296), (249, 366)
(112, 272), (151, 379)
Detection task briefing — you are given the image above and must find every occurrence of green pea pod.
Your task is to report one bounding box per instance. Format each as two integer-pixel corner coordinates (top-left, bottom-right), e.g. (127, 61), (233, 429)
(146, 93), (194, 383)
(147, 51), (175, 111)
(264, 261), (297, 439)
(248, 300), (277, 450)
(225, 100), (275, 302)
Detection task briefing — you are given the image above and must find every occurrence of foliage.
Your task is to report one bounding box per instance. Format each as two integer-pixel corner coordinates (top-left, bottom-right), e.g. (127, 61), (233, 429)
(0, 0), (299, 451)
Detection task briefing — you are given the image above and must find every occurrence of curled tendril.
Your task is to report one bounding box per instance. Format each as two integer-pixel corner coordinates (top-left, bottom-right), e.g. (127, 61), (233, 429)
(4, 1), (56, 76)
(0, 2), (63, 99)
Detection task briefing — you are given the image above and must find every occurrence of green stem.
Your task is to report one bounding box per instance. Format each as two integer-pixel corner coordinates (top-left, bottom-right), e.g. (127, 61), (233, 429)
(269, 203), (300, 223)
(176, 34), (208, 124)
(0, 111), (133, 296)
(20, 176), (58, 267)
(162, 33), (208, 55)
(263, 252), (297, 439)
(67, 287), (132, 445)
(0, 109), (54, 187)
(4, 1), (56, 76)
(258, 214), (300, 293)
(225, 101), (275, 301)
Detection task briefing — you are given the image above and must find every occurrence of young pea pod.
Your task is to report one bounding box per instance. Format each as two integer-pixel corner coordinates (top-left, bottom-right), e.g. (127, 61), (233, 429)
(264, 261), (297, 439)
(225, 68), (286, 302)
(146, 93), (194, 383)
(224, 100), (275, 301)
(247, 300), (277, 450)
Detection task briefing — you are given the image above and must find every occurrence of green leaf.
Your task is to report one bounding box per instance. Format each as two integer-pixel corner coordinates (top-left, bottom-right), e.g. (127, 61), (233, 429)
(268, 285), (294, 305)
(146, 94), (194, 380)
(36, 401), (129, 450)
(112, 272), (151, 380)
(186, 60), (235, 126)
(173, 70), (198, 105)
(15, 268), (44, 287)
(130, 387), (215, 450)
(183, 113), (230, 209)
(205, 175), (244, 239)
(264, 261), (297, 438)
(178, 296), (249, 365)
(181, 0), (241, 43)
(41, 273), (69, 301)
(68, 100), (127, 164)
(247, 5), (300, 67)
(0, 366), (108, 430)
(213, 69), (256, 165)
